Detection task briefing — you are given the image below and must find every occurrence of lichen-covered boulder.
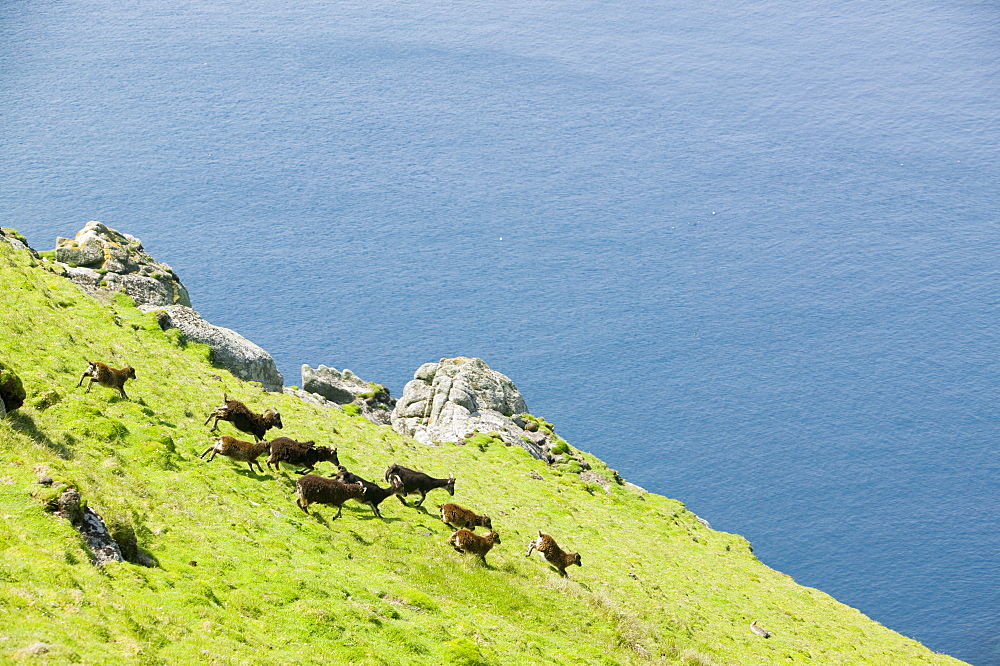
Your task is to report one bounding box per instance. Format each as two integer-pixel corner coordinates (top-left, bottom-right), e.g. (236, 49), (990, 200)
(0, 360), (26, 415)
(391, 357), (545, 457)
(141, 305), (284, 392)
(54, 221), (191, 307)
(298, 365), (396, 425)
(302, 365), (375, 404)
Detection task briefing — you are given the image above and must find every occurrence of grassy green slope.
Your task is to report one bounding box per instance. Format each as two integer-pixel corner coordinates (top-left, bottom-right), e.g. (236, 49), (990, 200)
(0, 237), (964, 666)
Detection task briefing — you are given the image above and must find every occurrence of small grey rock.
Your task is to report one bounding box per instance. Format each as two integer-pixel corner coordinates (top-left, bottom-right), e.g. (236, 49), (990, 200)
(13, 642), (51, 658)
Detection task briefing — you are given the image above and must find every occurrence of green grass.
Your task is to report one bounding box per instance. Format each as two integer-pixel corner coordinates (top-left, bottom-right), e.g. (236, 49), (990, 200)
(0, 237), (967, 665)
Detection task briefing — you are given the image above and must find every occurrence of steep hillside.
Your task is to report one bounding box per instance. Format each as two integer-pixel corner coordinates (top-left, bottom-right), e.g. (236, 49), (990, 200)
(0, 233), (965, 665)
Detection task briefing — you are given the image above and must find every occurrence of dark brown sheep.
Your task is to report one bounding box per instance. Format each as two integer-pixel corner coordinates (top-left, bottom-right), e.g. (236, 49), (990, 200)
(295, 475), (366, 520)
(77, 361), (136, 400)
(332, 465), (402, 519)
(204, 394), (282, 442)
(266, 437), (339, 474)
(384, 463), (455, 507)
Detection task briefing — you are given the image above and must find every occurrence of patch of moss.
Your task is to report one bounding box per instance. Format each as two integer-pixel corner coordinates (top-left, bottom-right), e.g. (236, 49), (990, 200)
(1, 228), (29, 244)
(550, 438), (570, 456)
(466, 432), (505, 451)
(558, 460), (584, 475)
(443, 637), (489, 666)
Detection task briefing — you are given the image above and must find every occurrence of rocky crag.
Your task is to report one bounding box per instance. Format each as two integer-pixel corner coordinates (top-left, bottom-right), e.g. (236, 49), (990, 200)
(54, 221), (191, 308)
(390, 357), (585, 466)
(299, 364), (397, 425)
(43, 222), (284, 392)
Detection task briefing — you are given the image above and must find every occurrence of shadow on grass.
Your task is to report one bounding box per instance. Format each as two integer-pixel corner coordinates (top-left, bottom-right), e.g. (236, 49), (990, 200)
(304, 504), (377, 529)
(233, 468), (274, 481)
(356, 512), (403, 524)
(9, 411), (73, 459)
(348, 529), (372, 546)
(397, 501), (433, 517)
(457, 555), (496, 571)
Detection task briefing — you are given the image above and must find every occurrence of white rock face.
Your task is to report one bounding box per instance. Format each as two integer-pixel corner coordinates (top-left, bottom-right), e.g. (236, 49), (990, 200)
(391, 357), (545, 457)
(54, 221), (191, 308)
(141, 305), (284, 392)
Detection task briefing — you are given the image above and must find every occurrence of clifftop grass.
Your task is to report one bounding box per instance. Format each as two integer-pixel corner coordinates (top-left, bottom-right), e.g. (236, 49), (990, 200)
(0, 237), (965, 665)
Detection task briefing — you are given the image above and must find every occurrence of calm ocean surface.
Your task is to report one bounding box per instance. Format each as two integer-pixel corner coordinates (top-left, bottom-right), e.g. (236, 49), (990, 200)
(2, 0), (997, 662)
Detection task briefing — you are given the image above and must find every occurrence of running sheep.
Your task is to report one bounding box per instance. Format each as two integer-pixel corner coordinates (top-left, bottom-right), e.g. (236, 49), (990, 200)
(77, 361), (136, 400)
(527, 531), (582, 577)
(199, 436), (269, 474)
(295, 475), (366, 520)
(384, 463), (455, 507)
(333, 465), (402, 519)
(204, 394), (282, 442)
(267, 437), (339, 474)
(438, 503), (492, 531)
(448, 529), (501, 564)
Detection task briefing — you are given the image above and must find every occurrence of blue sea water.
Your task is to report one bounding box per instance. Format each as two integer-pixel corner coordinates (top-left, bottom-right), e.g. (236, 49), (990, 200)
(1, 0), (997, 662)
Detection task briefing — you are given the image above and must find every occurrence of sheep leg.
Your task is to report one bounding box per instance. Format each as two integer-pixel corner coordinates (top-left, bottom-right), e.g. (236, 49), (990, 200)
(294, 466), (312, 475)
(296, 498), (310, 514)
(332, 505), (343, 520)
(203, 411), (215, 426)
(527, 542), (537, 557)
(396, 494), (410, 506)
(199, 446), (215, 459)
(371, 503), (383, 519)
(76, 371), (90, 388)
(84, 378), (95, 394)
(414, 491), (427, 507)
(252, 460), (265, 474)
(118, 386), (129, 400)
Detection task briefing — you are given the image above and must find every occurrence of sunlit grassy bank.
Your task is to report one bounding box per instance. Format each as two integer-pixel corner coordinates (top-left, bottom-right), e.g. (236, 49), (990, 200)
(0, 235), (965, 665)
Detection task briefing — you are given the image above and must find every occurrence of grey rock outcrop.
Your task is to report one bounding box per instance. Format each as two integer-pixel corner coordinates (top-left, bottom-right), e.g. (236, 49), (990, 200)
(141, 305), (284, 392)
(55, 488), (123, 566)
(283, 387), (343, 410)
(54, 221), (191, 308)
(391, 357), (548, 457)
(302, 365), (374, 404)
(300, 364), (396, 425)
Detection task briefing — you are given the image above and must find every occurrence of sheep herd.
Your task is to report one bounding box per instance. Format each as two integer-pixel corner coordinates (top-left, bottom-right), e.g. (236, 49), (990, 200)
(79, 362), (582, 576)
